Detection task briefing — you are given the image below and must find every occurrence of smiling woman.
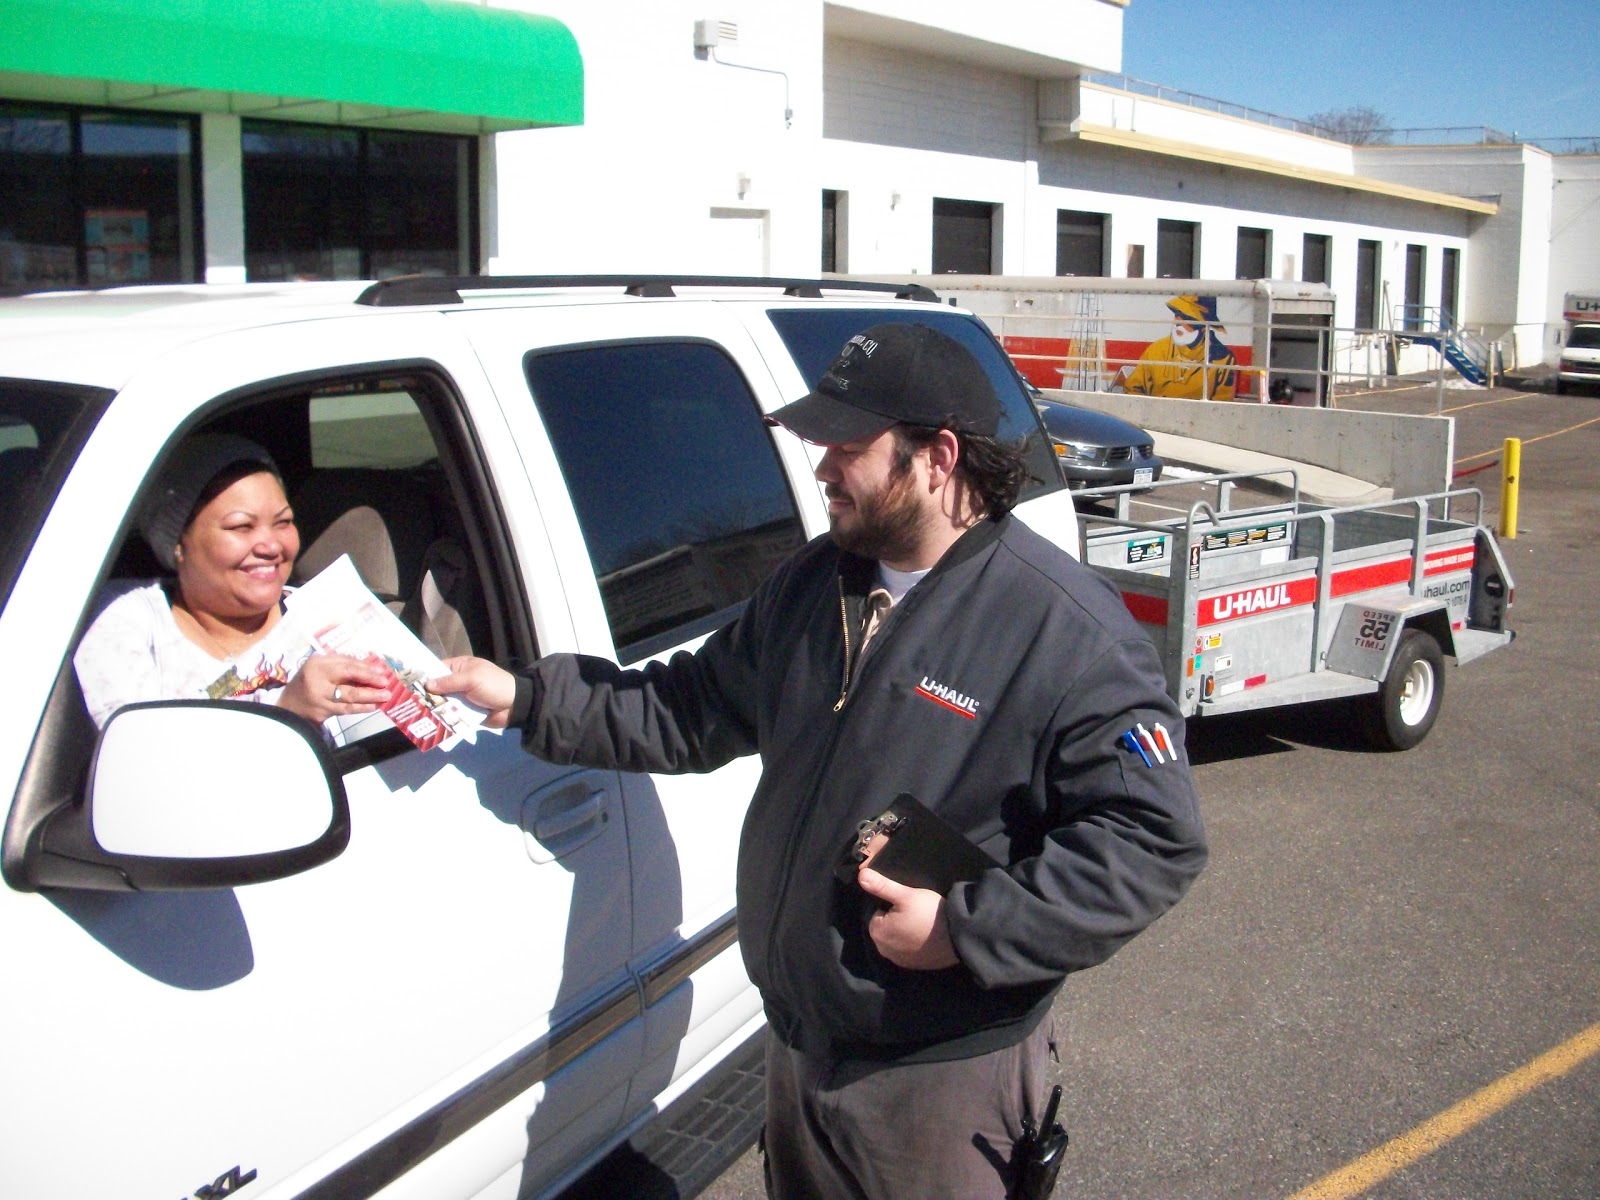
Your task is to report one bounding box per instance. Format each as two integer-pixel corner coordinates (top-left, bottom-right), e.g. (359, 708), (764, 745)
(72, 432), (389, 730)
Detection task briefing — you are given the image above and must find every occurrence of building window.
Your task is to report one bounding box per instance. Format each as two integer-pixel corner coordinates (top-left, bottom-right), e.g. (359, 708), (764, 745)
(1355, 239), (1381, 330)
(821, 189), (844, 273)
(1303, 234), (1331, 285)
(1156, 219), (1197, 278)
(1235, 227), (1269, 279)
(0, 103), (199, 294)
(932, 198), (997, 274)
(1403, 244), (1426, 330)
(1441, 247), (1461, 323)
(242, 120), (476, 282)
(1056, 210), (1107, 276)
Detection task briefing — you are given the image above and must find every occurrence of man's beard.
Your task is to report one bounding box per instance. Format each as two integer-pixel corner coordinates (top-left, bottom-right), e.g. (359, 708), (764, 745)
(828, 463), (925, 562)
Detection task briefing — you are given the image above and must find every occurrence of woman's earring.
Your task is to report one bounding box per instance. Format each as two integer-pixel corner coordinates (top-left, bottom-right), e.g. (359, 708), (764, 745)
(174, 546), (184, 562)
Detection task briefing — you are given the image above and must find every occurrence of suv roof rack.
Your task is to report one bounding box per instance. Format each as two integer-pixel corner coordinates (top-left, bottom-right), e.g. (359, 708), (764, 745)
(355, 274), (942, 307)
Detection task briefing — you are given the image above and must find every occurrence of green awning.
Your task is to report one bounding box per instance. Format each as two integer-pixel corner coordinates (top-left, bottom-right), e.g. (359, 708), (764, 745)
(0, 0), (583, 134)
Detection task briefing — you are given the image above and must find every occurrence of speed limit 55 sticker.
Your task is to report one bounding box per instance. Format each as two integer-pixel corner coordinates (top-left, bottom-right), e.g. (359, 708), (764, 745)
(1352, 608), (1397, 651)
(1324, 604), (1406, 680)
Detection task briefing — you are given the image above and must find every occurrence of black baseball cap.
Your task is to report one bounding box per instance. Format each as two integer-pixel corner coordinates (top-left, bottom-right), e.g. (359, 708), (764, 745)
(767, 322), (1002, 445)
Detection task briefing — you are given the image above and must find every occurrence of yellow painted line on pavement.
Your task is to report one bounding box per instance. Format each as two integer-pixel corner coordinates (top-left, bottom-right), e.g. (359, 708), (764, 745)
(1437, 392), (1547, 415)
(1333, 383), (1435, 404)
(1285, 1021), (1600, 1200)
(1455, 415), (1600, 465)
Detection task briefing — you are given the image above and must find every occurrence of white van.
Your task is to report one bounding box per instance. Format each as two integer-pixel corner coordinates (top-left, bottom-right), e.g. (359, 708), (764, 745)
(1557, 291), (1600, 394)
(0, 276), (1076, 1200)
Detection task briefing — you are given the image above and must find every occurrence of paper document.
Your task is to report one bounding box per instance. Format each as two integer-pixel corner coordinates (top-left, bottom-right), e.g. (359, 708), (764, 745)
(286, 555), (484, 751)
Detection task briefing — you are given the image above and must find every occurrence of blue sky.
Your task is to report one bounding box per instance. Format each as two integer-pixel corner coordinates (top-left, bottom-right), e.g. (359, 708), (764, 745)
(1120, 0), (1599, 139)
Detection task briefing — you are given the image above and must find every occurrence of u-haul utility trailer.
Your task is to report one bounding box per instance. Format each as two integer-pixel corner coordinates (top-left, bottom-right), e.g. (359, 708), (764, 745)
(1079, 471), (1515, 749)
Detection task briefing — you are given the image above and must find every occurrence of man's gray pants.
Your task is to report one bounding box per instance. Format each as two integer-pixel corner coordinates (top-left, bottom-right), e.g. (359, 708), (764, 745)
(761, 1018), (1056, 1200)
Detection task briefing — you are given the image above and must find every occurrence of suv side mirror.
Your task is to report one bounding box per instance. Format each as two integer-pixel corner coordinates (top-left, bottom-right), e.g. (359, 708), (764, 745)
(27, 701), (349, 891)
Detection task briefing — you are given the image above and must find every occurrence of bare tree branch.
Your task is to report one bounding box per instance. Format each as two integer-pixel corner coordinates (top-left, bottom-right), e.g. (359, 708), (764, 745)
(1307, 105), (1392, 146)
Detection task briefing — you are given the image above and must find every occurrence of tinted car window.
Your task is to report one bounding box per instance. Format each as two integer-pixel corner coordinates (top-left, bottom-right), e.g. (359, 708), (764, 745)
(526, 340), (806, 662)
(0, 379), (109, 608)
(766, 306), (1064, 501)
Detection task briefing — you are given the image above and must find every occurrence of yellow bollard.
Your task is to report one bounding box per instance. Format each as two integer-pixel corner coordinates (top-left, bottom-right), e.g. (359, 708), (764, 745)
(1499, 437), (1520, 539)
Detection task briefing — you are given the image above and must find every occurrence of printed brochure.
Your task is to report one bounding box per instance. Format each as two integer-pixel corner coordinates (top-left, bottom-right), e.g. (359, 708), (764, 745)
(285, 554), (484, 751)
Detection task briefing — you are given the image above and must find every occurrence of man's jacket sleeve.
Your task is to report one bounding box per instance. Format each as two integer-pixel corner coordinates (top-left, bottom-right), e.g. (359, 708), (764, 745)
(512, 588), (768, 776)
(942, 634), (1208, 988)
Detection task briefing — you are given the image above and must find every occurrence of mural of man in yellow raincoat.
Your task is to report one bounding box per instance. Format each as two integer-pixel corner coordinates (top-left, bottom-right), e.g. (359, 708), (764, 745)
(1113, 294), (1239, 401)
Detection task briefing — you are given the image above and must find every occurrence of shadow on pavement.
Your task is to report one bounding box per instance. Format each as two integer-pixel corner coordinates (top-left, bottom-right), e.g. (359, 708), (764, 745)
(1184, 697), (1373, 766)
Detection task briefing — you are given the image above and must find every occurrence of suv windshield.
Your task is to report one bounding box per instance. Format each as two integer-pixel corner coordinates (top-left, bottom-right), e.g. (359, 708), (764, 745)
(766, 306), (1065, 502)
(0, 380), (109, 609)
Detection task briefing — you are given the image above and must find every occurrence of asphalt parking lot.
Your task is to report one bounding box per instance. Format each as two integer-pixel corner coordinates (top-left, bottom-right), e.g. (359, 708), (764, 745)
(682, 374), (1600, 1200)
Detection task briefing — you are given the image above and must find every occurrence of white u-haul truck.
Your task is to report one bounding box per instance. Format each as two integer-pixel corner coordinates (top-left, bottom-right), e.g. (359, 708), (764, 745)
(1078, 471), (1515, 749)
(1556, 291), (1600, 394)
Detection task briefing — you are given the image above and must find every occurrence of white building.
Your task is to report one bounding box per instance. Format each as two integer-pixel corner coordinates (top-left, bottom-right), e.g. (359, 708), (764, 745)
(2, 0), (1592, 369)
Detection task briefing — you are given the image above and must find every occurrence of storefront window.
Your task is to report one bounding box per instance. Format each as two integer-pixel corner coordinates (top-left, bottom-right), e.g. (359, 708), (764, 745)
(242, 120), (475, 281)
(0, 105), (197, 293)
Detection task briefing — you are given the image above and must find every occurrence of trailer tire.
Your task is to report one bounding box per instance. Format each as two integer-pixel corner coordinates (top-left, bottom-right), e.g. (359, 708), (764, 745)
(1363, 629), (1445, 751)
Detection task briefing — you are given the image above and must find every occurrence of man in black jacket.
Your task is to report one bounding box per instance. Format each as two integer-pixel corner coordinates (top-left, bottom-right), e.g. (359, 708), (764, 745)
(436, 322), (1206, 1199)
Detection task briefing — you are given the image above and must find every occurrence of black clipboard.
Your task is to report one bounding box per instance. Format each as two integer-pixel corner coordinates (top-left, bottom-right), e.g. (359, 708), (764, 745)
(835, 792), (1000, 894)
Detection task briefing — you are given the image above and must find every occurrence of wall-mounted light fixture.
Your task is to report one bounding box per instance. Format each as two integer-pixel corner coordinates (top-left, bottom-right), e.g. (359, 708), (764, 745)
(695, 17), (793, 129)
(737, 174), (752, 199)
(890, 191), (901, 210)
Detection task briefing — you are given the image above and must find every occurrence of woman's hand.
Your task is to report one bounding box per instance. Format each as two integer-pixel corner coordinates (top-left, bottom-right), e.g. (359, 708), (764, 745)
(430, 657), (518, 728)
(279, 652), (390, 723)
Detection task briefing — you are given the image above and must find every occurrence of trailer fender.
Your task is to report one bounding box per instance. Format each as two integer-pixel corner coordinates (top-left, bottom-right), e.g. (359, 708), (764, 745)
(1325, 599), (1453, 682)
(1468, 528), (1515, 633)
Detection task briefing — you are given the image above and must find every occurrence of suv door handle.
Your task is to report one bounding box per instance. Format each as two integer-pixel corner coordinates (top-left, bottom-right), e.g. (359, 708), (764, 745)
(522, 778), (610, 864)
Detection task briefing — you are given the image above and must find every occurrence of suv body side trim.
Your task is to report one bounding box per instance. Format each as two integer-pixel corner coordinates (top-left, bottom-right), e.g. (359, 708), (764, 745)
(289, 915), (742, 1199)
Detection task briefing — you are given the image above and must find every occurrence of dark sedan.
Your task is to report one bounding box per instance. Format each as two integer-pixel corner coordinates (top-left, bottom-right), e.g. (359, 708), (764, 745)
(1034, 399), (1164, 490)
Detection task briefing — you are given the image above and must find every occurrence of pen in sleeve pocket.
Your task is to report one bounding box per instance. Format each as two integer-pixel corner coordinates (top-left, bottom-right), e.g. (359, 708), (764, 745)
(1135, 722), (1165, 764)
(1153, 722), (1177, 761)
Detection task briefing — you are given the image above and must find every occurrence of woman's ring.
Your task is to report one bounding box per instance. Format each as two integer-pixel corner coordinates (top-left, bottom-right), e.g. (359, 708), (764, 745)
(333, 686), (343, 703)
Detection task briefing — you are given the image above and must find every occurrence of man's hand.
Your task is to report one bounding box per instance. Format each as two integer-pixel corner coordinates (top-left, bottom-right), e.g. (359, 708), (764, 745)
(856, 867), (960, 970)
(430, 656), (518, 728)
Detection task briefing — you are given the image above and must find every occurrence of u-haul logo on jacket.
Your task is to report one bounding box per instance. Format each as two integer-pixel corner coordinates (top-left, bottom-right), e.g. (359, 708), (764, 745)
(915, 676), (980, 720)
(1198, 577), (1316, 626)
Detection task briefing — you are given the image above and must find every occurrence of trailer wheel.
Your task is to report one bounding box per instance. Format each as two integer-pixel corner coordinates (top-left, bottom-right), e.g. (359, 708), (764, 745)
(1363, 629), (1445, 751)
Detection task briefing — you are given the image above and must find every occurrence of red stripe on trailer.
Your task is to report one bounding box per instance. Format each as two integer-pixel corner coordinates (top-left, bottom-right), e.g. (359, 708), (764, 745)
(1330, 556), (1411, 597)
(1196, 576), (1317, 626)
(1324, 546), (1474, 598)
(1244, 674), (1268, 689)
(1121, 592), (1169, 625)
(1424, 546), (1475, 575)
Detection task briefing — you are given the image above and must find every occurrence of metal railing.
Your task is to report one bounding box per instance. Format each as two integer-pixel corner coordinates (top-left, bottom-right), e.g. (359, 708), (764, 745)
(1377, 127), (1600, 156)
(1070, 89), (1600, 156)
(1078, 73), (1330, 137)
(980, 304), (1522, 413)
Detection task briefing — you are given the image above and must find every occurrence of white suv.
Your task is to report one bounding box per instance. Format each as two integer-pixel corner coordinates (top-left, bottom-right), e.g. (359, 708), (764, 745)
(0, 276), (1075, 1200)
